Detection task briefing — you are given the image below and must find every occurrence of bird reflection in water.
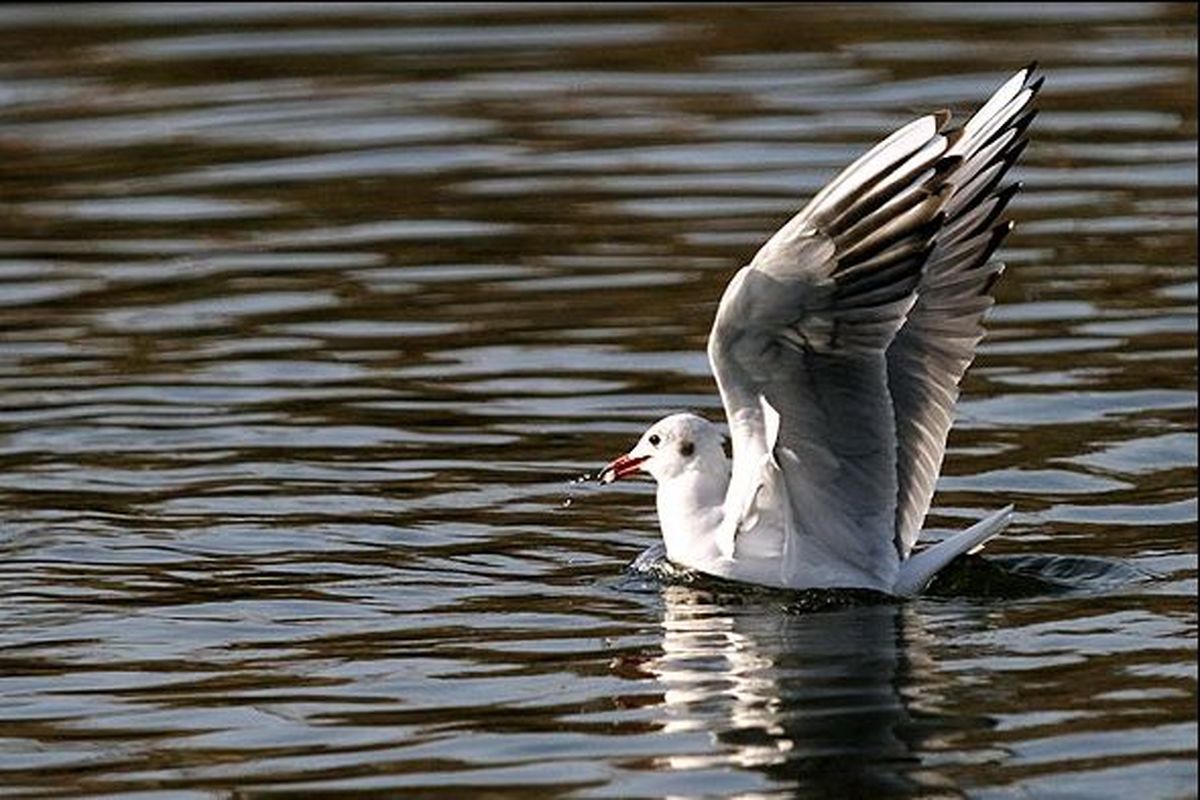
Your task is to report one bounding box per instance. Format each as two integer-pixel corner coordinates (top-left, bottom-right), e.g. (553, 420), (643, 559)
(640, 584), (976, 798)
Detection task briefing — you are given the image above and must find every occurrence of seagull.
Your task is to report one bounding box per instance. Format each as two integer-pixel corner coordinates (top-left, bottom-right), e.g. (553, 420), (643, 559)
(599, 65), (1043, 597)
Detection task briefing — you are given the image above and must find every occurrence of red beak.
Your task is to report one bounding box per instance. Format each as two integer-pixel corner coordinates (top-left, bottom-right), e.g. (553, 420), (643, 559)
(598, 453), (650, 484)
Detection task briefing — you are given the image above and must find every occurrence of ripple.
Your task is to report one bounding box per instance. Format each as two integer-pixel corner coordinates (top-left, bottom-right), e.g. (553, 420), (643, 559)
(0, 4), (1194, 798)
(19, 196), (285, 222)
(107, 23), (672, 60)
(95, 291), (342, 333)
(960, 390), (1198, 426)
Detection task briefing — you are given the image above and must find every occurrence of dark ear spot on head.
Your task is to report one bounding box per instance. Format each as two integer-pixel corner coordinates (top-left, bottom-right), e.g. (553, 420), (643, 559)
(721, 435), (732, 458)
(679, 440), (694, 457)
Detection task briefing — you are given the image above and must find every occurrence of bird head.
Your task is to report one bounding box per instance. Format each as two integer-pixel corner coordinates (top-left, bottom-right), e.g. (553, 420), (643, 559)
(599, 413), (725, 484)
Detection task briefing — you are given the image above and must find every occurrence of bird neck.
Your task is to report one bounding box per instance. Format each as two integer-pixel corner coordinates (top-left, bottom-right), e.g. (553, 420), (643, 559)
(655, 459), (730, 564)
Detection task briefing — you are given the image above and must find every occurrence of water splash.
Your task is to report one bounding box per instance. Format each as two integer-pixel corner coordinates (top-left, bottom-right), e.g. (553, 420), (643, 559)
(620, 545), (1150, 602)
(561, 472), (595, 508)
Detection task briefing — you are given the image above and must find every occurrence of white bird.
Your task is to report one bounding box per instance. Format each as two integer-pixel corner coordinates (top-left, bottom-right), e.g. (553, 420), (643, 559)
(599, 65), (1043, 597)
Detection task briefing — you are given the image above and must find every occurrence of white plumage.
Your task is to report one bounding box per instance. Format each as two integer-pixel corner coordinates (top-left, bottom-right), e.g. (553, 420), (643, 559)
(600, 66), (1043, 597)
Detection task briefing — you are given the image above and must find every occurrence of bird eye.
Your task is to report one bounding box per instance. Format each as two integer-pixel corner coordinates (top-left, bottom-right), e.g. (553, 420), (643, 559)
(649, 434), (661, 446)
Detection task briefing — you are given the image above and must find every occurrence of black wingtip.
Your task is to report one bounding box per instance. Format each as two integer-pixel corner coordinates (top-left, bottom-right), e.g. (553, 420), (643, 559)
(967, 222), (1015, 275)
(991, 220), (1016, 246)
(1011, 107), (1040, 139)
(1028, 75), (1046, 95)
(1023, 60), (1040, 77)
(970, 181), (1023, 238)
(922, 211), (948, 240)
(983, 261), (1007, 293)
(1006, 137), (1030, 165)
(998, 180), (1024, 203)
(932, 153), (964, 181)
(933, 109), (952, 130)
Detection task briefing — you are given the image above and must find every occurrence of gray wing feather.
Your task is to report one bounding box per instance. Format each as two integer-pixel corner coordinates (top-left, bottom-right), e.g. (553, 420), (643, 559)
(708, 66), (1041, 587)
(709, 102), (959, 588)
(889, 64), (1042, 556)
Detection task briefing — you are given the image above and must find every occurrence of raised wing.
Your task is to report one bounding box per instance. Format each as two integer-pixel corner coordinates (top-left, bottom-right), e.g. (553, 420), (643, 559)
(889, 65), (1042, 557)
(706, 66), (1040, 589)
(707, 104), (959, 589)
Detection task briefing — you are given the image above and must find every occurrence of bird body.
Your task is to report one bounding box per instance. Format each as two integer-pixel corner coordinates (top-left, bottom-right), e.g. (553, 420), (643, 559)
(600, 66), (1042, 597)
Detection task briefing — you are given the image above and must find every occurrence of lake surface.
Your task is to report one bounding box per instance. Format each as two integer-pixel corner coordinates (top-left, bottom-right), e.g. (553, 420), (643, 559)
(0, 3), (1195, 798)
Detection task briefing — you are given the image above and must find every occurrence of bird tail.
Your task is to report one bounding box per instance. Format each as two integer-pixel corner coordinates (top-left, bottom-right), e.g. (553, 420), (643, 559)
(892, 505), (1014, 597)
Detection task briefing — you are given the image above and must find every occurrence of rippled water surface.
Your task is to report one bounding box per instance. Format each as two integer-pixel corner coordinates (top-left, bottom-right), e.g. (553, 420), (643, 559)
(0, 3), (1196, 798)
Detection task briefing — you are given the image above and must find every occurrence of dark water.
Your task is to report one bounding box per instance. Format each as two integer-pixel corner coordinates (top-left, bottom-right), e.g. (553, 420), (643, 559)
(0, 3), (1195, 798)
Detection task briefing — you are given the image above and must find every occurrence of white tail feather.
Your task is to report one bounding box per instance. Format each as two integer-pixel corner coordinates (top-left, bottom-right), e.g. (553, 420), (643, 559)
(893, 505), (1014, 597)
